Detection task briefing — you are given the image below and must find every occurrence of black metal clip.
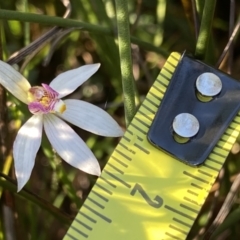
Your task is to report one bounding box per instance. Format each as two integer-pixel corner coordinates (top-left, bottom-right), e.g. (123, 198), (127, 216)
(148, 53), (240, 166)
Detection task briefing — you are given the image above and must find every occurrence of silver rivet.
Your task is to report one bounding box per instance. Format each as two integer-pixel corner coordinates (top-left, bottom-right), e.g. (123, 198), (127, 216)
(196, 72), (222, 97)
(173, 113), (200, 138)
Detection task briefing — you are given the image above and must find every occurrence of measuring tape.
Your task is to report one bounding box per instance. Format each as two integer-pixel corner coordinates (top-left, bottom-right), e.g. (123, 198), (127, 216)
(64, 52), (240, 240)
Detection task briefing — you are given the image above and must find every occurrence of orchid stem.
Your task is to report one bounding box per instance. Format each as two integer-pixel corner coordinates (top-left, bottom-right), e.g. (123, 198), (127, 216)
(0, 9), (168, 57)
(195, 0), (216, 60)
(0, 173), (72, 225)
(0, 17), (8, 199)
(115, 0), (136, 126)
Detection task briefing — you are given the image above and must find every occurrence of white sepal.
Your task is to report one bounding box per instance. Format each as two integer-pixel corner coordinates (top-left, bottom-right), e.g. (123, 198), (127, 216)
(0, 60), (31, 104)
(43, 114), (101, 176)
(58, 99), (123, 137)
(13, 115), (43, 192)
(49, 64), (100, 98)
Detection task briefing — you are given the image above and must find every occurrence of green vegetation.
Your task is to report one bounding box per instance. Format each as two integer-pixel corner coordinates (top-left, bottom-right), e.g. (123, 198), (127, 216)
(0, 0), (240, 239)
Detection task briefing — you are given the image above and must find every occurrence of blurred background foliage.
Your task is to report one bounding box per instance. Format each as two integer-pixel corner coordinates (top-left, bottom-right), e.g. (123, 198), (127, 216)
(0, 0), (240, 239)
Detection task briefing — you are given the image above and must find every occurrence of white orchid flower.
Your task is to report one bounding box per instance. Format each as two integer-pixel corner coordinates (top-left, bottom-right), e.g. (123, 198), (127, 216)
(0, 61), (123, 192)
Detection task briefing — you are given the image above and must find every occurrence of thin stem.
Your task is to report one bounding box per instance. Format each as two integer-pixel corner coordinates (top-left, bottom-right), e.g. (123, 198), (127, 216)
(203, 173), (240, 239)
(130, 0), (142, 33)
(154, 0), (166, 46)
(191, 0), (200, 39)
(0, 19), (5, 165)
(7, 0), (72, 65)
(195, 0), (216, 60)
(23, 0), (30, 46)
(20, 0), (73, 70)
(114, 0), (136, 126)
(0, 9), (109, 33)
(7, 27), (62, 65)
(195, 0), (204, 17)
(0, 173), (73, 225)
(0, 9), (168, 61)
(0, 17), (8, 196)
(216, 17), (240, 68)
(227, 0), (235, 74)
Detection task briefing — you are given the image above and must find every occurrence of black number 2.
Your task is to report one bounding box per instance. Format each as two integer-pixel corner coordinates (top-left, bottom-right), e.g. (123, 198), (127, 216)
(130, 183), (163, 208)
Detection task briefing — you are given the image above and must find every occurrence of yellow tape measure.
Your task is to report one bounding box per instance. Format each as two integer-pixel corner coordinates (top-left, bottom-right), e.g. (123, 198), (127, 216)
(64, 52), (240, 240)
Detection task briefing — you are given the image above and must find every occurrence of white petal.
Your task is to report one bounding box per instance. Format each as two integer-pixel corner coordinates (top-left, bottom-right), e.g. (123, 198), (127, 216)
(49, 64), (100, 98)
(13, 115), (43, 191)
(0, 60), (31, 104)
(58, 99), (124, 137)
(43, 114), (101, 176)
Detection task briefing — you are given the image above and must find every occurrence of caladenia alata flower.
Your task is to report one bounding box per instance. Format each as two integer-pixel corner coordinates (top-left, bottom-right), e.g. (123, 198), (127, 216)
(0, 61), (123, 192)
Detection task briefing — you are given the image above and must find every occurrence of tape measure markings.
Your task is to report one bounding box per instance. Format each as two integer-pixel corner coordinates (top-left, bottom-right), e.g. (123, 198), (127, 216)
(91, 189), (108, 202)
(170, 224), (188, 235)
(134, 143), (150, 154)
(133, 140), (149, 153)
(167, 59), (179, 69)
(166, 207), (197, 222)
(74, 219), (92, 230)
(119, 142), (136, 155)
(180, 203), (199, 213)
(99, 175), (117, 188)
(144, 96), (159, 108)
(163, 65), (176, 76)
(169, 224), (190, 237)
(187, 189), (198, 196)
(225, 129), (236, 137)
(138, 109), (153, 121)
(173, 217), (192, 228)
(117, 136), (135, 154)
(201, 163), (219, 173)
(208, 154), (224, 165)
(95, 182), (112, 195)
(202, 163), (220, 172)
(79, 198), (110, 224)
(183, 196), (201, 207)
(183, 171), (210, 184)
(191, 182), (203, 190)
(64, 52), (240, 240)
(149, 87), (164, 101)
(88, 197), (105, 209)
(83, 204), (112, 222)
(107, 162), (125, 174)
(103, 170), (131, 188)
(217, 140), (232, 149)
(78, 211), (97, 223)
(126, 129), (144, 141)
(152, 86), (165, 97)
(111, 155), (129, 168)
(69, 227), (87, 239)
(198, 169), (213, 177)
(131, 118), (149, 132)
(230, 122), (239, 129)
(161, 65), (176, 79)
(212, 149), (227, 158)
(165, 233), (181, 240)
(115, 148), (132, 161)
(71, 221), (92, 234)
(142, 102), (156, 114)
(213, 145), (231, 155)
(164, 205), (195, 220)
(181, 203), (200, 213)
(183, 171), (209, 184)
(157, 73), (171, 88)
(148, 91), (162, 102)
(122, 135), (131, 142)
(72, 225), (89, 237)
(159, 70), (172, 84)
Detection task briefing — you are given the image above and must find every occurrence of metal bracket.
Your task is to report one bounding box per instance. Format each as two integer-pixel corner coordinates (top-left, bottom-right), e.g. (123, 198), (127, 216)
(148, 53), (240, 166)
